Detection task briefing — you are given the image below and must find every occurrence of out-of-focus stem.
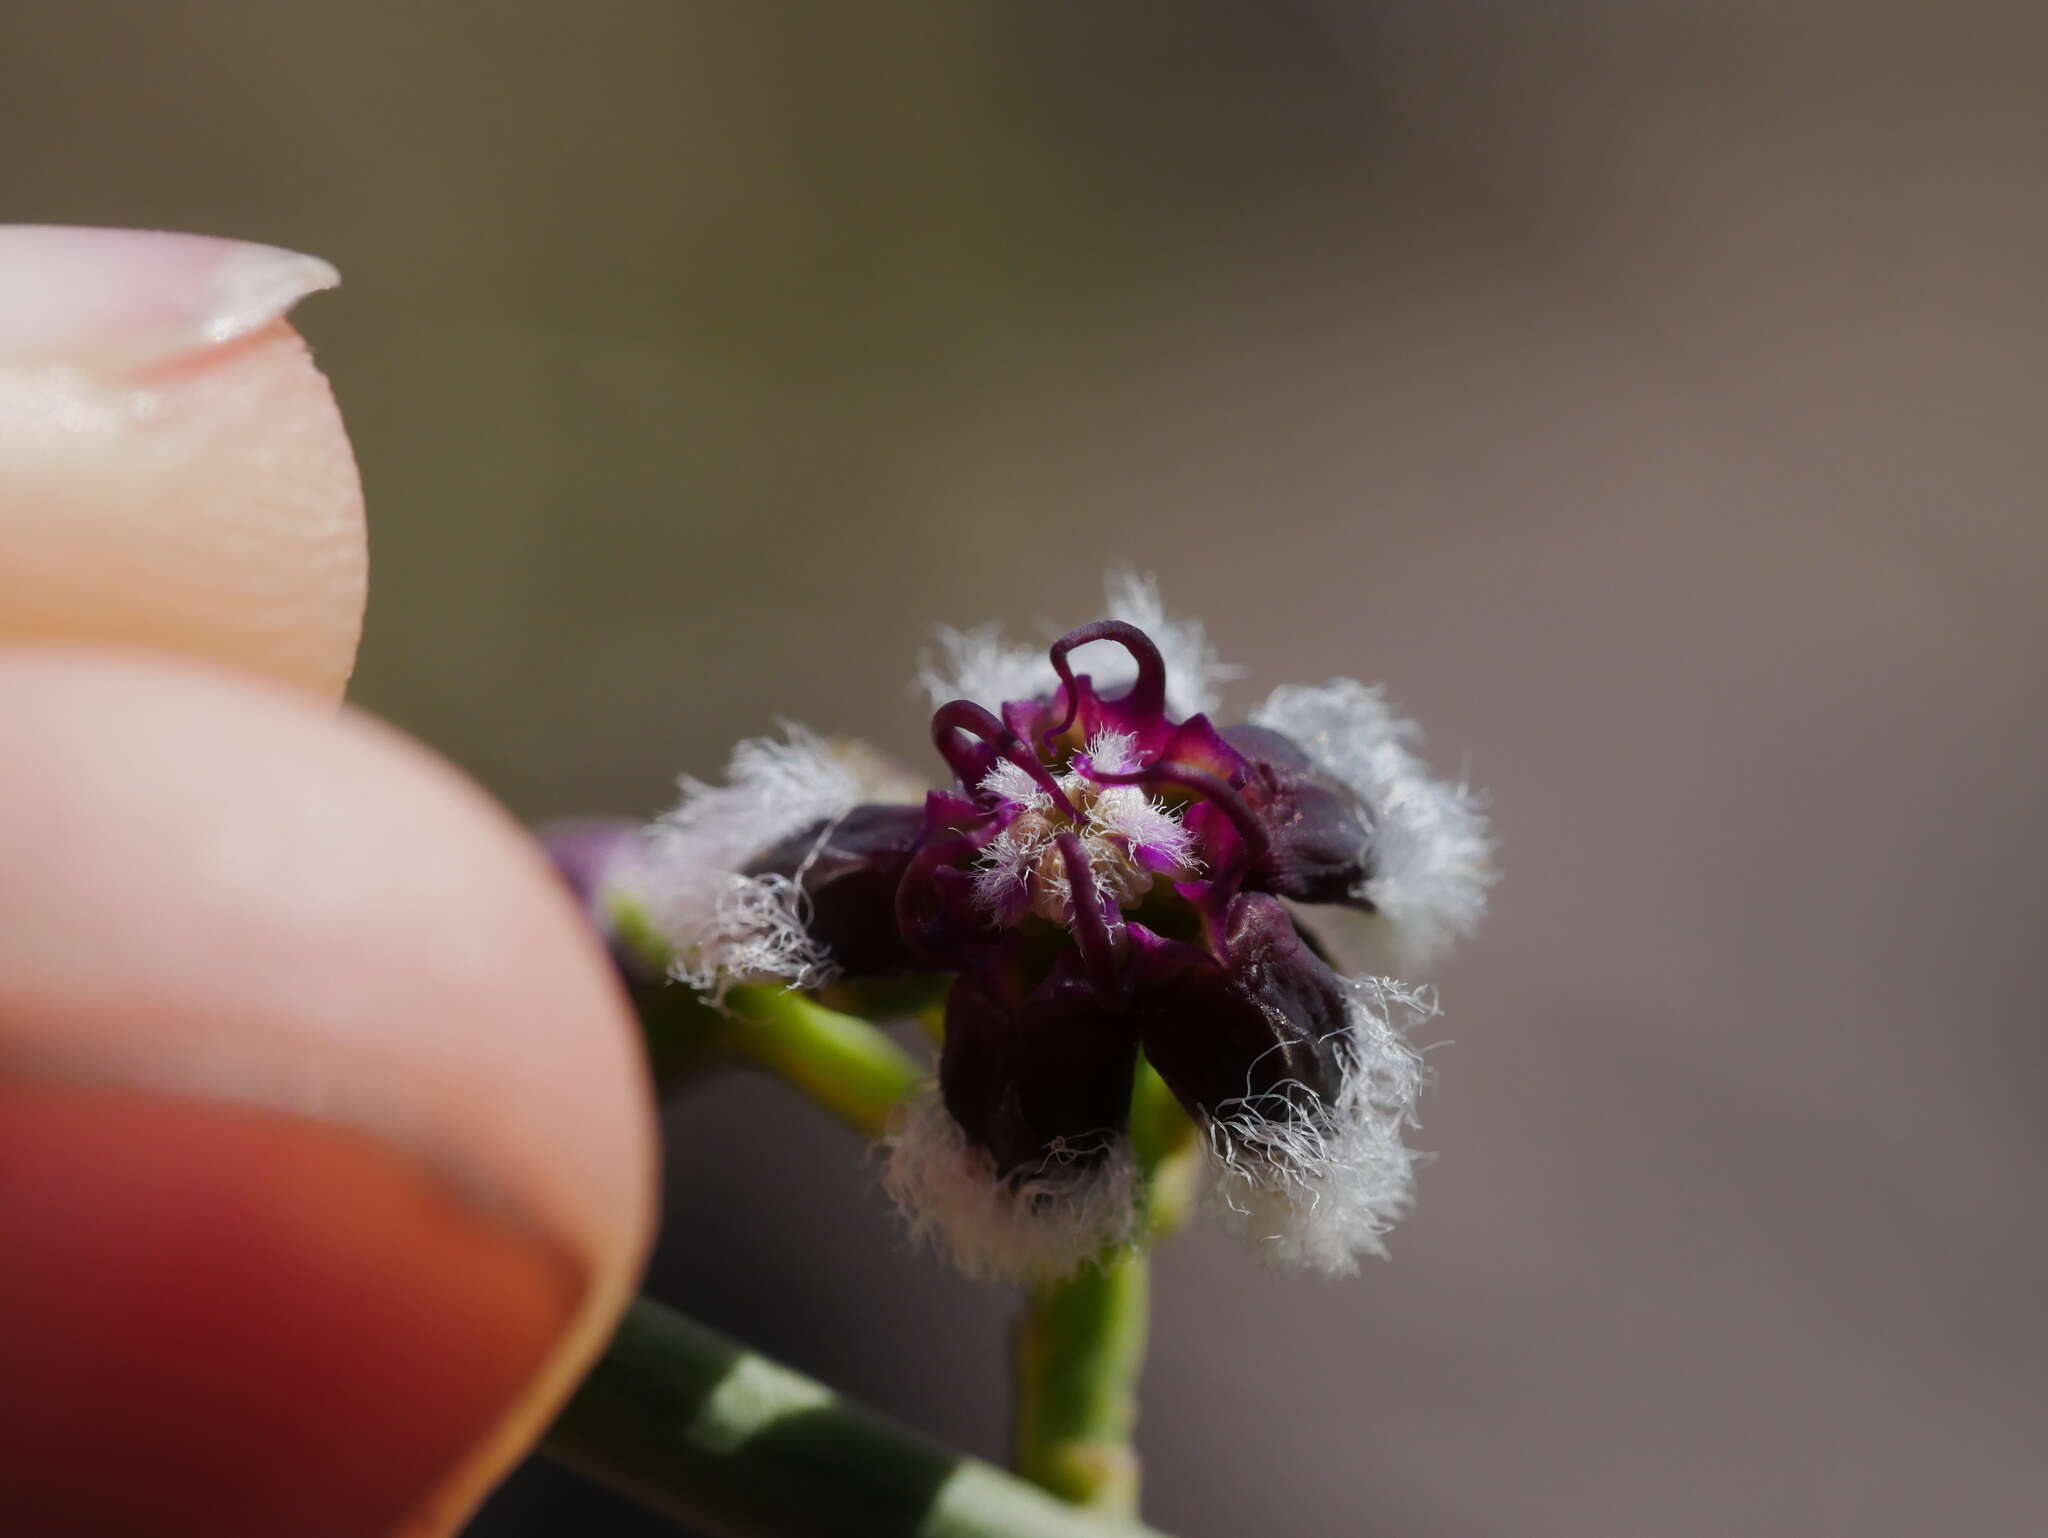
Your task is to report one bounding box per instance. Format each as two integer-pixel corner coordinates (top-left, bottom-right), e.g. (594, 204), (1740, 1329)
(547, 1297), (1175, 1538)
(1008, 1058), (1198, 1513)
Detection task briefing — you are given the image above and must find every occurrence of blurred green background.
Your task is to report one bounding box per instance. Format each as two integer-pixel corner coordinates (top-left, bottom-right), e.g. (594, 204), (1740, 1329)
(6, 5), (2045, 1535)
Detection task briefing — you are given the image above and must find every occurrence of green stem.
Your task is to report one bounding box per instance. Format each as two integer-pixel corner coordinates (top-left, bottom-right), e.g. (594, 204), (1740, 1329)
(606, 882), (1193, 1520)
(724, 983), (923, 1142)
(1007, 1058), (1198, 1512)
(609, 891), (926, 1138)
(1127, 1059), (1200, 1239)
(1009, 1253), (1150, 1512)
(545, 1297), (1174, 1538)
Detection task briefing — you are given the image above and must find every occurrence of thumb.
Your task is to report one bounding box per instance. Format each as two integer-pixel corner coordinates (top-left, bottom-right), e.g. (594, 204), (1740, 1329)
(0, 227), (657, 1536)
(0, 649), (659, 1537)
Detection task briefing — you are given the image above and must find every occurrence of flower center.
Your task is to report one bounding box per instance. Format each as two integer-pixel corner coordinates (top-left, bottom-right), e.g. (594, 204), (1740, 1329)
(971, 734), (1199, 929)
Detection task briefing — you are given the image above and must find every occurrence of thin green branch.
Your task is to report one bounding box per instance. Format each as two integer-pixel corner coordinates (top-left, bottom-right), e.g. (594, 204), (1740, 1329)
(605, 885), (1195, 1522)
(1009, 1253), (1149, 1512)
(545, 1297), (1175, 1538)
(1127, 1058), (1201, 1239)
(1007, 1058), (1199, 1512)
(606, 887), (924, 1138)
(723, 983), (923, 1142)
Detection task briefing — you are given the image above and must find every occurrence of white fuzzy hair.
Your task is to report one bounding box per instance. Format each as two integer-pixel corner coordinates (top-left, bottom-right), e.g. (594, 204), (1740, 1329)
(917, 572), (1238, 719)
(644, 725), (862, 999)
(970, 732), (1198, 924)
(1250, 679), (1494, 974)
(1204, 976), (1436, 1276)
(979, 757), (1051, 811)
(882, 1085), (1141, 1284)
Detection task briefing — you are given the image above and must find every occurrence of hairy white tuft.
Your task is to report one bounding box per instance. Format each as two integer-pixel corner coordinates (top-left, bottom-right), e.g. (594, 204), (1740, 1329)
(969, 834), (1036, 921)
(916, 622), (1057, 716)
(644, 725), (862, 999)
(917, 573), (1238, 718)
(1251, 679), (1494, 973)
(1205, 976), (1437, 1276)
(969, 732), (1197, 926)
(978, 757), (1051, 810)
(1081, 728), (1140, 775)
(1088, 784), (1195, 876)
(882, 1086), (1141, 1284)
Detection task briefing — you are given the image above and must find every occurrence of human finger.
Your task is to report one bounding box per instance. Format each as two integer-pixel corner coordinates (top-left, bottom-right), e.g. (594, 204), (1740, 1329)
(0, 647), (660, 1536)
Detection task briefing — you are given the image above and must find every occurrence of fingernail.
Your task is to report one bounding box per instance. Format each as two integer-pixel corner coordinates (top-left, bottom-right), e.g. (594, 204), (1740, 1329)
(0, 228), (365, 697)
(0, 225), (338, 372)
(0, 1074), (585, 1538)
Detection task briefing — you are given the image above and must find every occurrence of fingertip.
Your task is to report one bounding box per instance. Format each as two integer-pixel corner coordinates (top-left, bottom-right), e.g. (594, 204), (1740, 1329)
(0, 648), (660, 1533)
(0, 1079), (587, 1538)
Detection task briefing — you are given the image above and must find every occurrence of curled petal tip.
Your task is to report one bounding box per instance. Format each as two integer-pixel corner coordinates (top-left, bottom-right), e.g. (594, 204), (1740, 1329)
(0, 226), (338, 371)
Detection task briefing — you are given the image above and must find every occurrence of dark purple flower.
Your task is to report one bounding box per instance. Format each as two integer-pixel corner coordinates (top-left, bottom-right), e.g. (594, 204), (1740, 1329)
(742, 803), (925, 979)
(644, 577), (1490, 1278)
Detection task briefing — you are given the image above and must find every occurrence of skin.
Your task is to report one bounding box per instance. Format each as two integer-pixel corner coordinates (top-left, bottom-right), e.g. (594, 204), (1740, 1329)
(0, 228), (660, 1536)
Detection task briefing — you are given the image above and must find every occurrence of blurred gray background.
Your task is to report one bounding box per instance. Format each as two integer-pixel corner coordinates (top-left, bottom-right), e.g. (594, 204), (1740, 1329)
(6, 4), (2044, 1535)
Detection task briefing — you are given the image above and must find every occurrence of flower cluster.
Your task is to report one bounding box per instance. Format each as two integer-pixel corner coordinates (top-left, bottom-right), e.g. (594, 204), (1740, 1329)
(643, 577), (1492, 1281)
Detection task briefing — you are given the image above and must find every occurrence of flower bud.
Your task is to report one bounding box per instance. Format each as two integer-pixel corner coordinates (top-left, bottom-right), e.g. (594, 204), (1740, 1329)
(1130, 893), (1350, 1125)
(1250, 680), (1495, 972)
(939, 946), (1143, 1180)
(741, 803), (924, 978)
(1220, 724), (1376, 906)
